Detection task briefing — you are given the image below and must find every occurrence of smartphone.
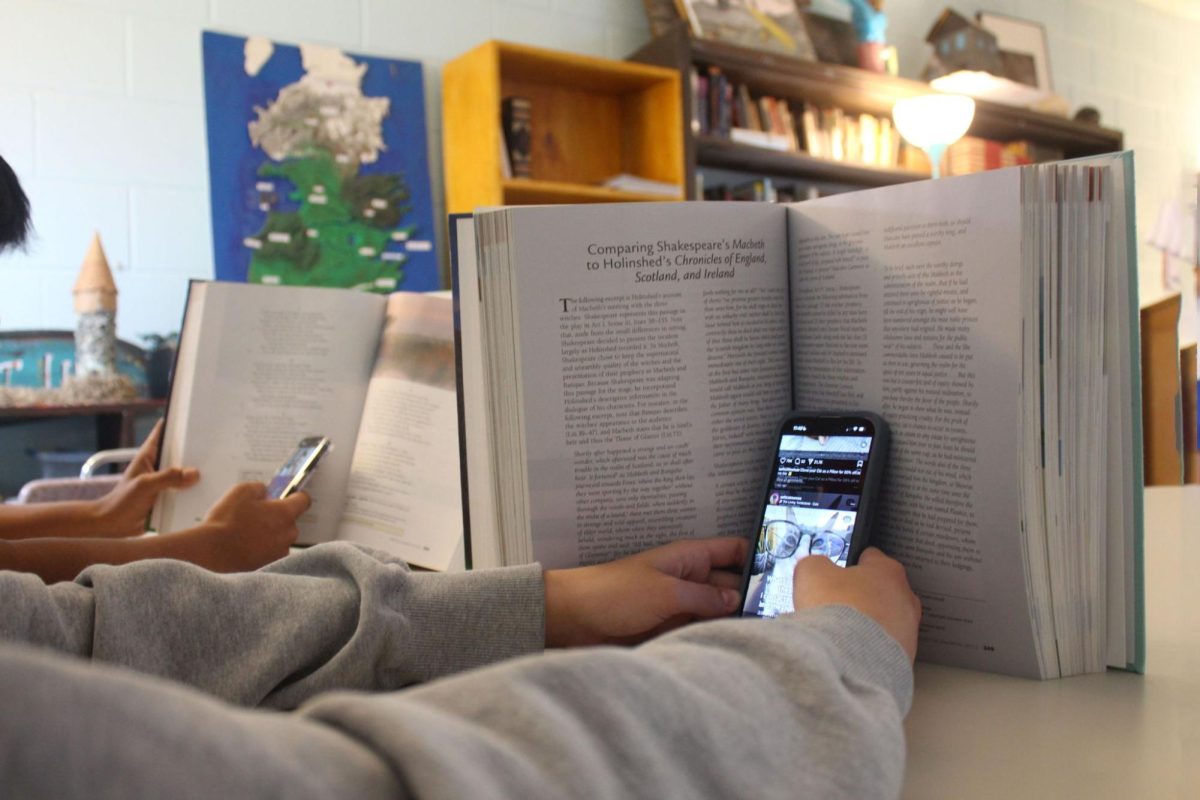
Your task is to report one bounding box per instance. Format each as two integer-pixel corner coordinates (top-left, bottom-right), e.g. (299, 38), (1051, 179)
(265, 436), (331, 500)
(739, 412), (889, 619)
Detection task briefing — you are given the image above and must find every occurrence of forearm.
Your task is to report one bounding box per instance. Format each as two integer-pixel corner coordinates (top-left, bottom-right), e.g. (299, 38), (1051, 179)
(0, 534), (176, 583)
(301, 606), (912, 800)
(0, 522), (251, 583)
(0, 542), (545, 708)
(0, 501), (109, 540)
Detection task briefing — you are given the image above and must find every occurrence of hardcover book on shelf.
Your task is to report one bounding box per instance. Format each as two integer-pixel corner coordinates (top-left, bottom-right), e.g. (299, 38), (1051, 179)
(501, 96), (533, 179)
(601, 174), (683, 197)
(729, 128), (791, 151)
(451, 152), (1144, 679)
(152, 282), (464, 571)
(689, 67), (708, 135)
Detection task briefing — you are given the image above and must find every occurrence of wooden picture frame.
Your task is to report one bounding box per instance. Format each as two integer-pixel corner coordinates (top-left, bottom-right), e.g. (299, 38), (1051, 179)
(641, 0), (687, 37)
(977, 11), (1053, 92)
(678, 0), (817, 60)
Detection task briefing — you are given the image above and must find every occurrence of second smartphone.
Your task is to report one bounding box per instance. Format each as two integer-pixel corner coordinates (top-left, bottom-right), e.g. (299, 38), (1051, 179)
(266, 436), (331, 500)
(739, 412), (889, 619)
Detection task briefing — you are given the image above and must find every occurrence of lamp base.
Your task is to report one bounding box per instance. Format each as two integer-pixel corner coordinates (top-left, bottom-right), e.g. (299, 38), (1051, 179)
(924, 142), (947, 179)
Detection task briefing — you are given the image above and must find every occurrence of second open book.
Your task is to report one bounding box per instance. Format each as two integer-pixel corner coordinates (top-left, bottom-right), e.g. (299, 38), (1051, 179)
(152, 287), (465, 571)
(453, 152), (1144, 679)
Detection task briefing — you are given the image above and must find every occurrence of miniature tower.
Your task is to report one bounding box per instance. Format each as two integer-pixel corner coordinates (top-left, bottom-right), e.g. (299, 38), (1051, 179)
(73, 232), (118, 377)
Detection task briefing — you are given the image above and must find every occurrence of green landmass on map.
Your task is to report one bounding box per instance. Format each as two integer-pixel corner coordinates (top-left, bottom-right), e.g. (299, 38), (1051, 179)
(247, 150), (415, 291)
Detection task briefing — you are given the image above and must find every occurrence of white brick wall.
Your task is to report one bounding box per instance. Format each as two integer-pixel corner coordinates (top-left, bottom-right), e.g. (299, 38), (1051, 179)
(211, 0), (363, 51)
(1, 0), (1197, 344)
(0, 88), (34, 175)
(0, 1), (126, 94)
(128, 15), (206, 102)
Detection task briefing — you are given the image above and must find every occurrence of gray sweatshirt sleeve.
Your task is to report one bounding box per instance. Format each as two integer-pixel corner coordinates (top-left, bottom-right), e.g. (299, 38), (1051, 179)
(302, 605), (913, 800)
(2, 580), (910, 799)
(0, 542), (545, 709)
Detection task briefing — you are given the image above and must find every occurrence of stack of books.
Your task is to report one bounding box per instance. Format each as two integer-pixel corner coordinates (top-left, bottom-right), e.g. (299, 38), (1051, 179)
(945, 136), (1067, 176)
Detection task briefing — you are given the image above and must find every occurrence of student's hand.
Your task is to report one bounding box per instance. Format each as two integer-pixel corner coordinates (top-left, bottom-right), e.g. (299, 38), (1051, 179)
(543, 537), (749, 648)
(791, 547), (922, 662)
(198, 482), (310, 571)
(91, 420), (200, 537)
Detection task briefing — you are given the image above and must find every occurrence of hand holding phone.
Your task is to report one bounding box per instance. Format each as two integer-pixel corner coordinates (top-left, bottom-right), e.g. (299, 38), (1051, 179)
(266, 436), (331, 500)
(740, 412), (889, 619)
(791, 547), (921, 662)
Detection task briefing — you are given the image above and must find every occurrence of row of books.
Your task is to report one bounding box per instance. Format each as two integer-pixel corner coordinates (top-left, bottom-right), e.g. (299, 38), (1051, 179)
(942, 136), (1065, 176)
(691, 64), (800, 150)
(699, 176), (819, 204)
(690, 65), (903, 169)
(801, 106), (902, 168)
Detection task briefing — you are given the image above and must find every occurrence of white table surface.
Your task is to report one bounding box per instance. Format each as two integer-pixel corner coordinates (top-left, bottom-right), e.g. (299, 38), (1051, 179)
(903, 486), (1200, 798)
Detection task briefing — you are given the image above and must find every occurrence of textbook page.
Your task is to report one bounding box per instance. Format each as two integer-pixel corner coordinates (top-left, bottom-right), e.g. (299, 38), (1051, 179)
(336, 292), (465, 571)
(154, 282), (386, 544)
(500, 202), (793, 569)
(787, 170), (1042, 677)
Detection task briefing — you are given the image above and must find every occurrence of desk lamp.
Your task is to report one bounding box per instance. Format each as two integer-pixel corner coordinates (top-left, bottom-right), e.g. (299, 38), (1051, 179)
(891, 94), (976, 178)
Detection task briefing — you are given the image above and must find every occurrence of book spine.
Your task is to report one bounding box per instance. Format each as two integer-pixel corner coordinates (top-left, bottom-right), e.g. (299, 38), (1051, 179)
(801, 106), (820, 157)
(737, 84), (761, 131)
(696, 73), (710, 135)
(719, 73), (733, 138)
(780, 101), (798, 151)
(501, 96), (533, 179)
(706, 65), (722, 139)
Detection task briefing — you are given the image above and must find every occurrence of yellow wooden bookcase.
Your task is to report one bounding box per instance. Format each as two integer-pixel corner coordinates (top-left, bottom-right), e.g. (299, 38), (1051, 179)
(442, 40), (684, 213)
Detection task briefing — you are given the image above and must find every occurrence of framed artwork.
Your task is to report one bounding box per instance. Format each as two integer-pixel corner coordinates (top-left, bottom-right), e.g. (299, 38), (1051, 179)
(799, 11), (858, 67)
(641, 0), (686, 37)
(202, 32), (438, 292)
(977, 11), (1053, 92)
(679, 0), (817, 60)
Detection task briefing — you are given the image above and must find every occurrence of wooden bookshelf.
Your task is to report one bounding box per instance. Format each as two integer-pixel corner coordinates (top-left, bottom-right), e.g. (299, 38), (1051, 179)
(629, 26), (1125, 198)
(442, 41), (684, 214)
(1182, 343), (1198, 484)
(1141, 294), (1183, 486)
(696, 134), (926, 187)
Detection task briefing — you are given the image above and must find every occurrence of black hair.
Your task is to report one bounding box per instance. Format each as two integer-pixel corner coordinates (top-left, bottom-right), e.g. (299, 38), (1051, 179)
(0, 154), (32, 252)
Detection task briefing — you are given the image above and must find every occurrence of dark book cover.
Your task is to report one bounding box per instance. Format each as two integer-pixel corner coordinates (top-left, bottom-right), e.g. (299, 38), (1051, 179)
(706, 65), (723, 137)
(501, 96), (533, 179)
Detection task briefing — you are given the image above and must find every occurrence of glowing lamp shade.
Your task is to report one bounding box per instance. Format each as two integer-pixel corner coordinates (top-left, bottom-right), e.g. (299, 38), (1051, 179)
(892, 94), (976, 178)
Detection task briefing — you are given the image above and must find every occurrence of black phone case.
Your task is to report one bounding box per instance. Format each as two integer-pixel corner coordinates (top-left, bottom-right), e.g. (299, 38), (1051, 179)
(737, 410), (890, 615)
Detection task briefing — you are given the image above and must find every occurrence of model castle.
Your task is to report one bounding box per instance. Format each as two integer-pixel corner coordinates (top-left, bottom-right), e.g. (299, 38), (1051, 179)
(73, 232), (118, 377)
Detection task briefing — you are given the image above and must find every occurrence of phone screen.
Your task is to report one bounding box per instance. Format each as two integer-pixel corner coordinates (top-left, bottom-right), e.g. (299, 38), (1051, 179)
(266, 438), (328, 500)
(741, 416), (878, 619)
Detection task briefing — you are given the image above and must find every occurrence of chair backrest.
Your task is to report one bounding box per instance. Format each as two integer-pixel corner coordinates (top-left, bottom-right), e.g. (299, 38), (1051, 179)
(6, 447), (138, 505)
(9, 476), (122, 505)
(80, 448), (139, 478)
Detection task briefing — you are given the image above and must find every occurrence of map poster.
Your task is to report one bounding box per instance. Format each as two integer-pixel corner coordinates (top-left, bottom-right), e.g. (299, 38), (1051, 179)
(202, 31), (438, 292)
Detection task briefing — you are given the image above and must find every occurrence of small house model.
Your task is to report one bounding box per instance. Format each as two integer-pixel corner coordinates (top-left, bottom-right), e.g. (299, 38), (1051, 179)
(924, 8), (1002, 77)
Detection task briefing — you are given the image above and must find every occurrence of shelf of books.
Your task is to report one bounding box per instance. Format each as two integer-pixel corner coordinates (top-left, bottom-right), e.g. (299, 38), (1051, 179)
(442, 40), (685, 214)
(628, 26), (1124, 200)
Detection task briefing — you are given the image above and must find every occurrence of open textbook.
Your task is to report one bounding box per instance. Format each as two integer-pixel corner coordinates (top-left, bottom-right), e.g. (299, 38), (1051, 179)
(152, 282), (464, 571)
(452, 151), (1144, 679)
